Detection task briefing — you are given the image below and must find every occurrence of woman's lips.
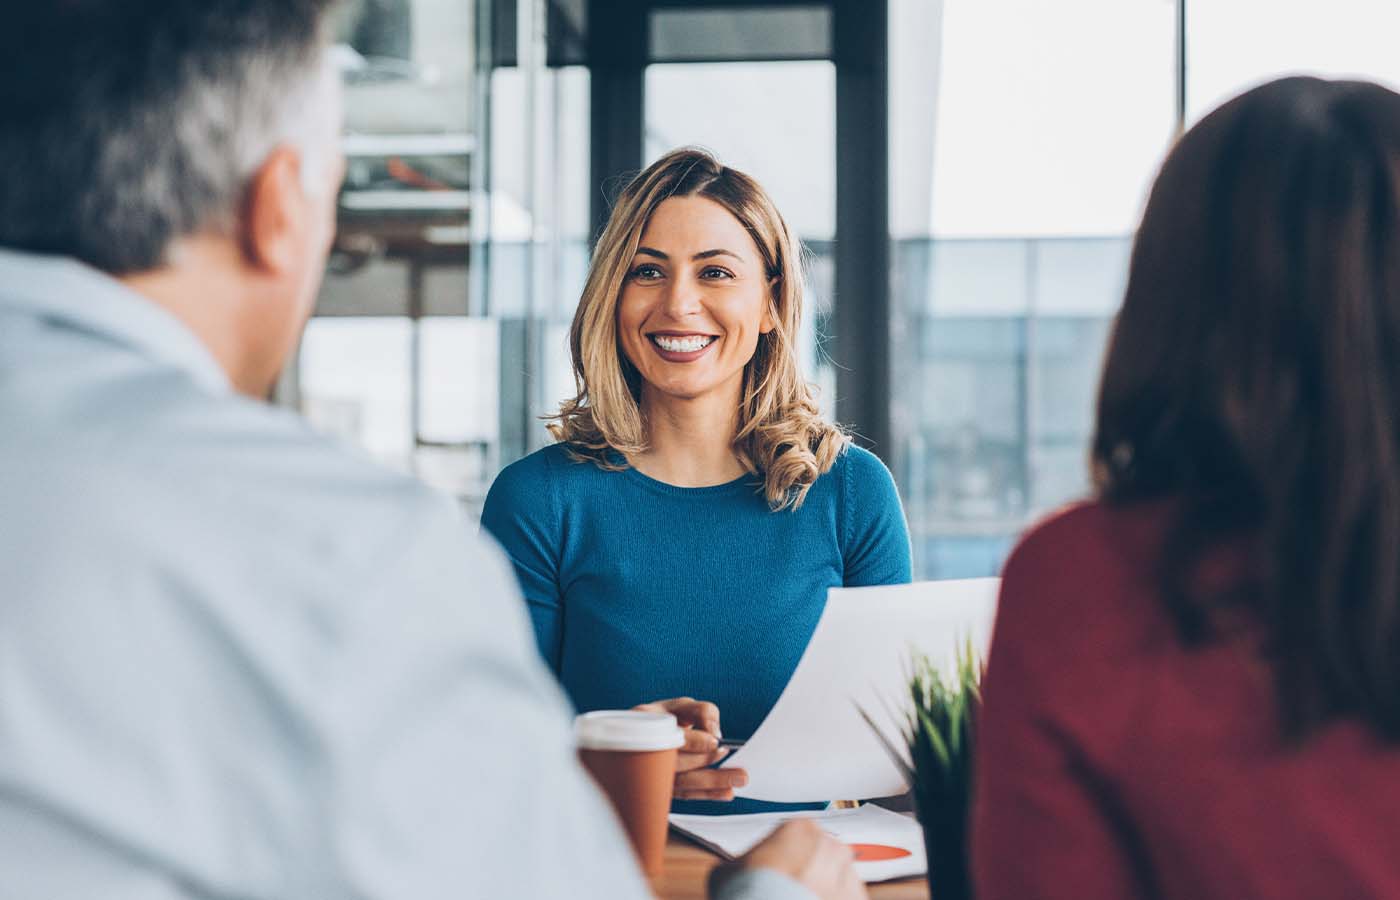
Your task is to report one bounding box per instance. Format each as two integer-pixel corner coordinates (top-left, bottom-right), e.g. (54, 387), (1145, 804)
(647, 333), (718, 363)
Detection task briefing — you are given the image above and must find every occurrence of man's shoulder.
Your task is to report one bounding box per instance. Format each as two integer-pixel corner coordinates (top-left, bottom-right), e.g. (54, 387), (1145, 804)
(11, 362), (455, 553)
(136, 379), (427, 501)
(180, 395), (465, 553)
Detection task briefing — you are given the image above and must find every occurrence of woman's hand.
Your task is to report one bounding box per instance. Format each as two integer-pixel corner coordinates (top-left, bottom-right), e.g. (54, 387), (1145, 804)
(633, 697), (749, 801)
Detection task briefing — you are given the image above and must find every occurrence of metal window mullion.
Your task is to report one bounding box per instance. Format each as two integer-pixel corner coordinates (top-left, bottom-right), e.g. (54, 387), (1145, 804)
(1022, 239), (1039, 518)
(832, 0), (891, 462)
(519, 0), (546, 451)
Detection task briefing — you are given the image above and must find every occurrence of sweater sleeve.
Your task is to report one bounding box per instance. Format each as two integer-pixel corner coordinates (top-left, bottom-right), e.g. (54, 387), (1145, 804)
(839, 445), (913, 586)
(971, 511), (1145, 899)
(480, 451), (566, 674)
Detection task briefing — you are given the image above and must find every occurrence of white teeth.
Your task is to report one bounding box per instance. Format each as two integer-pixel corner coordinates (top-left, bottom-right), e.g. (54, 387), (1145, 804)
(651, 334), (715, 353)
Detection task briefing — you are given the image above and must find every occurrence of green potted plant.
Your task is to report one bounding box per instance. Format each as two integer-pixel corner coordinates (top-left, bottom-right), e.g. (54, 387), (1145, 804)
(864, 640), (983, 900)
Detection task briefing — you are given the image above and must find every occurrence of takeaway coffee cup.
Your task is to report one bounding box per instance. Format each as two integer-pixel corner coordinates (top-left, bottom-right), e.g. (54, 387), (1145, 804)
(575, 710), (685, 877)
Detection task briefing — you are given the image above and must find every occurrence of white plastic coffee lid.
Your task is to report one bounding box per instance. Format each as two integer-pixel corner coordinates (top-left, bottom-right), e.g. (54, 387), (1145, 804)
(575, 710), (685, 752)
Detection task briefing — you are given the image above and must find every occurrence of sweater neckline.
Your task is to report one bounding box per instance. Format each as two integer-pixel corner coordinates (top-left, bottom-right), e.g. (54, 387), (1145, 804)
(617, 460), (761, 498)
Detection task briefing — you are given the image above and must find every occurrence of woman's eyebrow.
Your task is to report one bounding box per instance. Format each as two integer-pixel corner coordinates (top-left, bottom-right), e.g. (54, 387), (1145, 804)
(693, 248), (743, 262)
(633, 247), (744, 262)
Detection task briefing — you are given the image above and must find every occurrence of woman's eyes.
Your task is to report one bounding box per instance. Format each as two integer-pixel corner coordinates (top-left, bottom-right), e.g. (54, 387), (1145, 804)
(628, 264), (736, 283)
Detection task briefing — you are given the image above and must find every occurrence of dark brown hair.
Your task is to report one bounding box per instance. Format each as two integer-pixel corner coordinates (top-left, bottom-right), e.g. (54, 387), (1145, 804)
(1094, 76), (1400, 740)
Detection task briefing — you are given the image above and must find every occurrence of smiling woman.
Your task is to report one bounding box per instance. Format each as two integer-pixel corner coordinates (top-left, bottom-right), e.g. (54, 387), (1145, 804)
(481, 148), (913, 816)
(621, 198), (771, 401)
(555, 148), (847, 510)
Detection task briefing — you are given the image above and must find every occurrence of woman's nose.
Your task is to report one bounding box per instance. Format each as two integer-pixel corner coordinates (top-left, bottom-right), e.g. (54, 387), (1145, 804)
(660, 275), (704, 318)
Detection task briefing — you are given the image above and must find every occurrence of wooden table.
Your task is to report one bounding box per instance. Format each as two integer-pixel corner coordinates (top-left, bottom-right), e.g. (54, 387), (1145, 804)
(653, 833), (930, 899)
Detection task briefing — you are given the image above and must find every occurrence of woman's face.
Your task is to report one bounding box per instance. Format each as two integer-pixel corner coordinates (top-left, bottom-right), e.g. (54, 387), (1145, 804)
(617, 194), (775, 407)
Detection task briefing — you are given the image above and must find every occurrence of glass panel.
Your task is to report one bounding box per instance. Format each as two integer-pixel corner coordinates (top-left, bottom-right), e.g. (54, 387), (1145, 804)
(1188, 1), (1400, 122)
(418, 318), (499, 446)
(288, 0), (480, 504)
(645, 60), (837, 405)
(417, 318), (500, 510)
(286, 0), (591, 506)
(482, 60), (591, 463)
(299, 318), (413, 467)
(649, 7), (831, 63)
(889, 0), (1177, 578)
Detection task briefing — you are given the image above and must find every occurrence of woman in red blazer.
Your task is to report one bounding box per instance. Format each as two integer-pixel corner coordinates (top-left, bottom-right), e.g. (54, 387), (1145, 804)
(973, 76), (1400, 899)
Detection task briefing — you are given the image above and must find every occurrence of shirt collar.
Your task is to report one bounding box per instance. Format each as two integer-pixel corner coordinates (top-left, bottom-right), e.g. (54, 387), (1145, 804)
(0, 247), (231, 395)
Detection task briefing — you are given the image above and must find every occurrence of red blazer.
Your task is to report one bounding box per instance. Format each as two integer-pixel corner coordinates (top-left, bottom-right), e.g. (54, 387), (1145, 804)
(973, 500), (1400, 899)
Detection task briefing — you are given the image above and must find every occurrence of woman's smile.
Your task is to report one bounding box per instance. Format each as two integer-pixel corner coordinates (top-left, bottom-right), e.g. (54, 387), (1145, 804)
(648, 331), (719, 362)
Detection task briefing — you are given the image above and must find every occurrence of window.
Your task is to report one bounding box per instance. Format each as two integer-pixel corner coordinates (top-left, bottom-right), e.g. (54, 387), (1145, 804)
(292, 0), (1400, 563)
(1188, 1), (1400, 121)
(284, 0), (589, 517)
(889, 0), (1177, 577)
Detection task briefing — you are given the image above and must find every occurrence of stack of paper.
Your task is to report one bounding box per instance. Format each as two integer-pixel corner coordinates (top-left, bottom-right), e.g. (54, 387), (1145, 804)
(669, 804), (926, 883)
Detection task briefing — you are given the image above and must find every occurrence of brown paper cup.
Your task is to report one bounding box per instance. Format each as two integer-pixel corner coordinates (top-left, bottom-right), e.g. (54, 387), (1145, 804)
(576, 711), (685, 877)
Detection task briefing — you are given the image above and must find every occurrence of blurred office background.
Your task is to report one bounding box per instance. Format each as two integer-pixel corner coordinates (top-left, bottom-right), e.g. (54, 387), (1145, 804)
(278, 0), (1400, 579)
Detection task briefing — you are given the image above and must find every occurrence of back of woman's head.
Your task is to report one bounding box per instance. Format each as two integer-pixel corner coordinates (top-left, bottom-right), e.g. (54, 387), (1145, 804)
(552, 147), (846, 510)
(1094, 76), (1400, 739)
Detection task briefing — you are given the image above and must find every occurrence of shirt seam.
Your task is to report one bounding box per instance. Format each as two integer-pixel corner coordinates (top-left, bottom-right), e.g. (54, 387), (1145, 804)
(840, 446), (853, 580)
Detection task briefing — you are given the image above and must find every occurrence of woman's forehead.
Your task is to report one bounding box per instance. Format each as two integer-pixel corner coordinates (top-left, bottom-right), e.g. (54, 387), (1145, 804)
(636, 195), (761, 260)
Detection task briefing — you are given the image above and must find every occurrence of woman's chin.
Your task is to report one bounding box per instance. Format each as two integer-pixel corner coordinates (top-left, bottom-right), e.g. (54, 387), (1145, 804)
(644, 378), (728, 404)
(649, 385), (710, 403)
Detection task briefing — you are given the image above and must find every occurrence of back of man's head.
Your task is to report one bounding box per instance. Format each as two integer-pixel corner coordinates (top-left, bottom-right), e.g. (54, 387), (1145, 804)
(0, 0), (340, 275)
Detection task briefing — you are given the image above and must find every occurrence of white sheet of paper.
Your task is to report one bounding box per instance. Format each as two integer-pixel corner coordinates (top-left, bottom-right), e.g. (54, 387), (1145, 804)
(723, 578), (999, 802)
(669, 804), (926, 883)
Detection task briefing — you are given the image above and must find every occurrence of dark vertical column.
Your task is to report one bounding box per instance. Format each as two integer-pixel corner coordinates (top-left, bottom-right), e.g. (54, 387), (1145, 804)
(587, 0), (647, 244)
(833, 0), (891, 461)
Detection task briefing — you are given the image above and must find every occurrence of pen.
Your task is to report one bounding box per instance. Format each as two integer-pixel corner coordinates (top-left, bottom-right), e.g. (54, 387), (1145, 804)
(716, 738), (746, 749)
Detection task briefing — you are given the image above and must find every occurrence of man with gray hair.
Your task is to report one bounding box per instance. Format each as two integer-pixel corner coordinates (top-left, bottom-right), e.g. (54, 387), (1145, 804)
(0, 3), (863, 899)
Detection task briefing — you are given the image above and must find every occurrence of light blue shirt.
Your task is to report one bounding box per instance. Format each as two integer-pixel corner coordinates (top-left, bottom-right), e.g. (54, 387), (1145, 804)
(0, 248), (811, 900)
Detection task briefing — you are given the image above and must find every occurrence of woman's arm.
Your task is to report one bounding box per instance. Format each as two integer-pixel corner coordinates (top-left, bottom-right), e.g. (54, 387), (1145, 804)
(839, 445), (913, 586)
(480, 453), (566, 673)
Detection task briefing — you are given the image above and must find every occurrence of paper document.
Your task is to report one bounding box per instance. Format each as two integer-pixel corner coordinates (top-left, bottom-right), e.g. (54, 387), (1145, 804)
(724, 578), (999, 802)
(669, 804), (926, 883)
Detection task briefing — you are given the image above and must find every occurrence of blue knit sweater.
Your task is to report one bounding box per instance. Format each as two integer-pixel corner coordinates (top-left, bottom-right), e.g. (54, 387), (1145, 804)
(481, 442), (912, 814)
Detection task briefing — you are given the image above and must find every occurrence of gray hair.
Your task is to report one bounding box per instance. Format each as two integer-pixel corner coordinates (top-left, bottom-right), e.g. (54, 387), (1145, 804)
(0, 1), (341, 274)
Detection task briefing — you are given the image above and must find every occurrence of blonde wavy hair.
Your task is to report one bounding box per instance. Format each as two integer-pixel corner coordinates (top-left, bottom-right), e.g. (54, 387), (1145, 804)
(548, 147), (848, 511)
